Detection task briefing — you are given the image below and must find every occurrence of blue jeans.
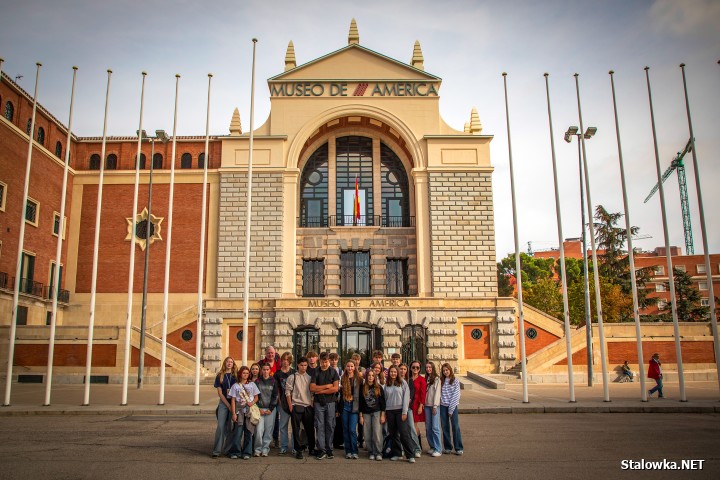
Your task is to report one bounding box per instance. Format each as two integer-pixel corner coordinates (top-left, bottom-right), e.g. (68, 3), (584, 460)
(213, 400), (232, 455)
(228, 418), (253, 457)
(440, 405), (463, 452)
(254, 408), (276, 455)
(314, 401), (336, 454)
(407, 410), (420, 454)
(278, 407), (293, 451)
(424, 406), (441, 453)
(342, 407), (359, 455)
(650, 377), (664, 397)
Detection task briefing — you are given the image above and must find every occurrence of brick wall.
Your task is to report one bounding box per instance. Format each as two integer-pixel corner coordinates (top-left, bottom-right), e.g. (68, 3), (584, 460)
(428, 171), (496, 297)
(13, 344), (116, 367)
(523, 321), (561, 356)
(557, 341), (716, 365)
(217, 172), (283, 298)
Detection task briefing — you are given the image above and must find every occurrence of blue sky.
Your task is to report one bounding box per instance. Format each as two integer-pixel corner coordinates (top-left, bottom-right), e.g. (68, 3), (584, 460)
(1, 0), (719, 261)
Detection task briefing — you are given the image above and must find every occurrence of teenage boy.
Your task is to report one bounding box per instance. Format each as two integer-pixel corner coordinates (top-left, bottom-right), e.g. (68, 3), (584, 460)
(370, 350), (388, 378)
(306, 351), (319, 378)
(286, 357), (315, 460)
(390, 352), (402, 368)
(311, 351), (340, 460)
(274, 352), (296, 455)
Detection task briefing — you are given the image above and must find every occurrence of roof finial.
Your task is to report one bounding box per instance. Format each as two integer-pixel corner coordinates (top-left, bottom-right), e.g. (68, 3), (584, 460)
(285, 41), (296, 71)
(230, 107), (242, 136)
(411, 40), (424, 70)
(470, 107), (483, 134)
(349, 18), (359, 45)
(464, 122), (471, 133)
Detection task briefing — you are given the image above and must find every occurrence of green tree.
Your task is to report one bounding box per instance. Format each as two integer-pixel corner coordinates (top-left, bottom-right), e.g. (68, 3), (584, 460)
(498, 253), (554, 289)
(497, 267), (514, 297)
(658, 267), (709, 322)
(523, 277), (563, 320)
(567, 273), (633, 325)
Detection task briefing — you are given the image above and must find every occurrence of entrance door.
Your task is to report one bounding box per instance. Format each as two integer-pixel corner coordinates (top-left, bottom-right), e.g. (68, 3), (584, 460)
(339, 326), (381, 368)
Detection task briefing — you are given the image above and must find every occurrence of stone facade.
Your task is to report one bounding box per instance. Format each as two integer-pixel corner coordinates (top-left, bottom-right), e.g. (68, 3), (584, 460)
(428, 171), (497, 297)
(217, 172), (284, 298)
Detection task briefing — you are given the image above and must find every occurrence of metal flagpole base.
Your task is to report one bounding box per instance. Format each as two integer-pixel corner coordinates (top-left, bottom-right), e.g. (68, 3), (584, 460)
(568, 401), (577, 404)
(603, 400), (611, 403)
(679, 400), (688, 403)
(81, 404), (89, 407)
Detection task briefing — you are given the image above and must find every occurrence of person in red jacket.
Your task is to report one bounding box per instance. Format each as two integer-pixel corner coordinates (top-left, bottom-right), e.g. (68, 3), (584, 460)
(647, 353), (664, 398)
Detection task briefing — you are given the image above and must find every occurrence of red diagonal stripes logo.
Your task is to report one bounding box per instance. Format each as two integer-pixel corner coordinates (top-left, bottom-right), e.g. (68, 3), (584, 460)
(353, 83), (369, 96)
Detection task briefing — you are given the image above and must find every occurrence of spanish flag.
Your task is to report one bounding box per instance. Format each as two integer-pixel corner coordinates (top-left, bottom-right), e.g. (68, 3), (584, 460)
(354, 177), (361, 221)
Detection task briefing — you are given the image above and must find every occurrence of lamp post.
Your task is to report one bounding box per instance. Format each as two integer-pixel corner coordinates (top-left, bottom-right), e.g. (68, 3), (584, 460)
(565, 126), (596, 387)
(137, 129), (169, 389)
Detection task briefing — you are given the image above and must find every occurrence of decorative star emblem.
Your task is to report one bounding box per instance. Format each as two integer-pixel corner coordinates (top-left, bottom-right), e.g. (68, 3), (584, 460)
(125, 207), (163, 251)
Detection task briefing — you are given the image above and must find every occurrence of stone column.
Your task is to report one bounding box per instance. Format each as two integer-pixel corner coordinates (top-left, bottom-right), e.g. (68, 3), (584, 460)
(412, 169), (432, 297)
(328, 136), (336, 222)
(282, 169), (300, 297)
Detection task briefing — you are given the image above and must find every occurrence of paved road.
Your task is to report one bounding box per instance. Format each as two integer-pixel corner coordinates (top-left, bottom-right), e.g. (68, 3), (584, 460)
(0, 413), (718, 480)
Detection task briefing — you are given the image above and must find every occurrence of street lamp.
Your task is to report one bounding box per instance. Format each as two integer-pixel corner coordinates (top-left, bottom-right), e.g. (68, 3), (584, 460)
(565, 126), (596, 386)
(137, 129), (169, 389)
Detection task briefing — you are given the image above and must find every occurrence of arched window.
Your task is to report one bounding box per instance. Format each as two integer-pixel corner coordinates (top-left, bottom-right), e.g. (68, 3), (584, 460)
(299, 143), (328, 227)
(380, 144), (410, 227)
(336, 136), (373, 226)
(152, 153), (163, 169)
(198, 153), (206, 169)
(181, 152), (192, 169)
(4, 101), (14, 121)
(89, 154), (100, 170)
(135, 153), (146, 169)
(55, 141), (62, 158)
(37, 127), (45, 145)
(106, 154), (117, 170)
(26, 119), (32, 135)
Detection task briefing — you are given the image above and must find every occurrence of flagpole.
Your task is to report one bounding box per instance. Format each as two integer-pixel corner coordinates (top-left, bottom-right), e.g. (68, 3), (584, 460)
(574, 73), (610, 402)
(644, 67), (686, 401)
(543, 73), (575, 402)
(44, 66), (78, 406)
(502, 72), (529, 403)
(84, 69), (112, 406)
(121, 72), (147, 406)
(194, 73), (213, 405)
(159, 74), (180, 405)
(680, 63), (720, 397)
(609, 70), (647, 402)
(3, 62), (41, 407)
(242, 39), (258, 367)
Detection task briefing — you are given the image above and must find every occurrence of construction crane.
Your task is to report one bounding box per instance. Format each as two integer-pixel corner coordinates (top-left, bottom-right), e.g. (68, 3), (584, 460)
(643, 138), (694, 254)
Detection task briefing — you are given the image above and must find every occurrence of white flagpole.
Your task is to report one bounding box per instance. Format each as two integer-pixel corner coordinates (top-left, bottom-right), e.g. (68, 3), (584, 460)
(543, 73), (575, 402)
(680, 63), (720, 397)
(609, 70), (647, 402)
(195, 73), (212, 405)
(242, 39), (258, 368)
(574, 73), (611, 402)
(3, 62), (41, 407)
(122, 72), (147, 406)
(502, 72), (529, 403)
(644, 67), (686, 402)
(84, 69), (112, 406)
(44, 66), (78, 406)
(159, 74), (180, 405)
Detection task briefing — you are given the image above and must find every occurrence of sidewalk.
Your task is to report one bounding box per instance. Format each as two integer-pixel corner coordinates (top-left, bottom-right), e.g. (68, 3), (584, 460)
(1, 380), (718, 416)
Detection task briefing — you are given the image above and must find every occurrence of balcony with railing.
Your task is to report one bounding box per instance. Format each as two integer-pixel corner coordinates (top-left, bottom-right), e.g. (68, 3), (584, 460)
(297, 215), (415, 228)
(0, 272), (70, 304)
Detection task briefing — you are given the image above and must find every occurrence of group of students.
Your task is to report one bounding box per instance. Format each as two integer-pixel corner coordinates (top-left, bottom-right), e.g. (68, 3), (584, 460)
(212, 347), (464, 462)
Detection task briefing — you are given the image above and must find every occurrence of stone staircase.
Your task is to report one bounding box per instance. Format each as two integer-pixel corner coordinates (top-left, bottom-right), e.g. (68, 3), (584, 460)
(147, 304), (199, 337)
(130, 326), (213, 378)
(504, 324), (588, 377)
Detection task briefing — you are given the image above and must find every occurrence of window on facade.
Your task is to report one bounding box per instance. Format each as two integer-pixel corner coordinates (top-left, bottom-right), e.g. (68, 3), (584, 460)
(153, 153), (163, 169)
(52, 212), (66, 239)
(654, 265), (664, 275)
(302, 259), (325, 297)
(0, 181), (6, 211)
(181, 152), (192, 169)
(657, 300), (667, 310)
(37, 127), (45, 145)
(339, 326), (382, 368)
(89, 154), (101, 170)
(300, 143), (328, 227)
(4, 101), (13, 121)
(198, 153), (206, 169)
(381, 143), (410, 227)
(26, 119), (32, 135)
(16, 306), (28, 325)
(106, 154), (117, 170)
(135, 153), (146, 169)
(20, 252), (35, 295)
(701, 298), (710, 307)
(675, 265), (686, 272)
(697, 264), (706, 274)
(655, 283), (665, 293)
(341, 251), (370, 296)
(25, 198), (38, 225)
(401, 325), (427, 365)
(48, 262), (63, 300)
(336, 136), (373, 226)
(293, 328), (320, 366)
(699, 282), (708, 291)
(386, 258), (408, 296)
(55, 141), (62, 158)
